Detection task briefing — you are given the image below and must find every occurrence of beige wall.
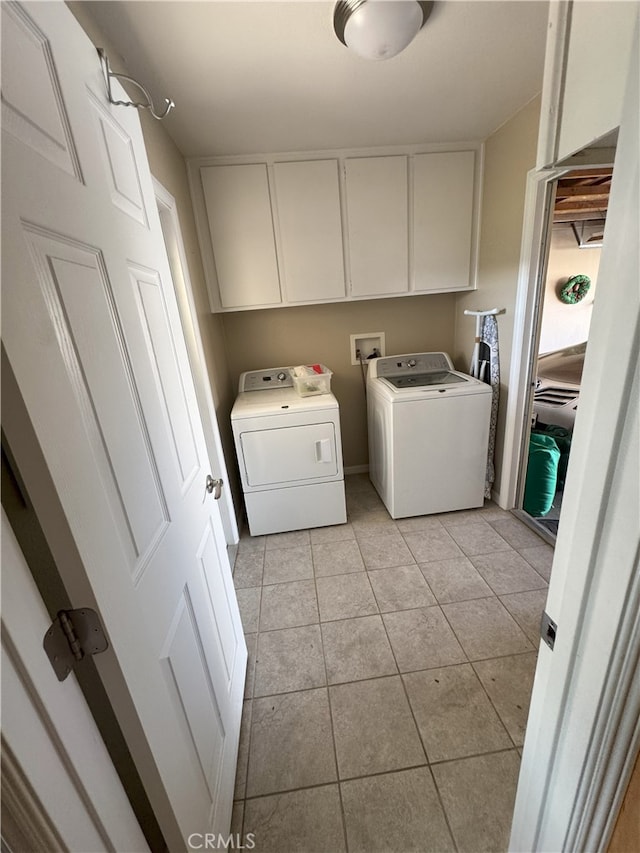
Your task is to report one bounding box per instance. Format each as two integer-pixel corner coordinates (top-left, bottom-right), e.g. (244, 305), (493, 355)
(67, 2), (241, 519)
(539, 225), (600, 355)
(222, 295), (457, 468)
(455, 94), (542, 504)
(68, 0), (540, 511)
(608, 751), (640, 853)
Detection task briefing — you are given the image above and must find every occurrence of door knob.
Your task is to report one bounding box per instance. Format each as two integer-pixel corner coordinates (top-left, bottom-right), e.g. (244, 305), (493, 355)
(204, 474), (223, 501)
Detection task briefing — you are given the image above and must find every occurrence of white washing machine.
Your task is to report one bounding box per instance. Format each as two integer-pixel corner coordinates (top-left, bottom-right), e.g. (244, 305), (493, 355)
(367, 352), (492, 518)
(231, 367), (347, 536)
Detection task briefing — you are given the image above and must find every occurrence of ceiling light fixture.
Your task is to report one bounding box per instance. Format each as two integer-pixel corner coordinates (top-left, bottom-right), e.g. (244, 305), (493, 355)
(334, 0), (433, 61)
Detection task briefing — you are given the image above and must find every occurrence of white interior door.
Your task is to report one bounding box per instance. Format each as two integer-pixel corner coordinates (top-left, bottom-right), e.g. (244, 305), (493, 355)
(1, 509), (150, 853)
(510, 16), (639, 851)
(1, 2), (246, 848)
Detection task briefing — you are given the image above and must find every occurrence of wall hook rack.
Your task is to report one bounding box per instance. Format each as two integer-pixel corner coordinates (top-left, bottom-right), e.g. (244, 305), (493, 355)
(98, 48), (175, 121)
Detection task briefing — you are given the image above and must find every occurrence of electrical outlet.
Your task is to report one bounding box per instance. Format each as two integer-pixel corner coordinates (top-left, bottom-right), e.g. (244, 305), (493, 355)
(350, 333), (385, 366)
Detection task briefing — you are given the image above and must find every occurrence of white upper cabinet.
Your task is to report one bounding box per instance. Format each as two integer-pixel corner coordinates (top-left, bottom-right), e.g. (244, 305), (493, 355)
(412, 151), (476, 292)
(200, 164), (281, 309)
(273, 159), (346, 303)
(344, 156), (409, 297)
(190, 144), (480, 311)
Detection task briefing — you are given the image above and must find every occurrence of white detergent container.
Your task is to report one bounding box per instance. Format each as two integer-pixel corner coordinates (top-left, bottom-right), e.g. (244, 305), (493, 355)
(231, 366), (346, 536)
(367, 352), (492, 518)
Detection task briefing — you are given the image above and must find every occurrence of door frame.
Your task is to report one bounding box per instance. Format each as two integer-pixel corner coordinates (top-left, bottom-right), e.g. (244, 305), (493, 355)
(501, 164), (562, 512)
(153, 177), (238, 547)
(501, 154), (616, 515)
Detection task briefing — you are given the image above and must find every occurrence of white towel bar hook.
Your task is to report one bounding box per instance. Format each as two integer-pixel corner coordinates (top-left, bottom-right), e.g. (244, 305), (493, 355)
(98, 48), (175, 121)
(463, 308), (506, 317)
(463, 308), (505, 381)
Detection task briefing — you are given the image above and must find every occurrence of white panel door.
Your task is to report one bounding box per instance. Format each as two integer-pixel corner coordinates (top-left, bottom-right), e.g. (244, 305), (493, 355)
(412, 151), (476, 291)
(511, 18), (640, 850)
(273, 159), (346, 302)
(200, 163), (281, 309)
(1, 511), (150, 853)
(345, 155), (409, 296)
(1, 2), (246, 849)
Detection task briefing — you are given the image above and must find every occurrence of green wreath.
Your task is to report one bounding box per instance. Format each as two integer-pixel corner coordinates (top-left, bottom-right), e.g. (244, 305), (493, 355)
(560, 274), (591, 304)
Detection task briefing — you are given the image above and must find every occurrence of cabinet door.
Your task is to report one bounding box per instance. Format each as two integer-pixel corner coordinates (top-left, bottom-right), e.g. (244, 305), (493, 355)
(273, 160), (346, 303)
(345, 156), (408, 297)
(200, 164), (281, 309)
(557, 1), (636, 162)
(412, 151), (476, 292)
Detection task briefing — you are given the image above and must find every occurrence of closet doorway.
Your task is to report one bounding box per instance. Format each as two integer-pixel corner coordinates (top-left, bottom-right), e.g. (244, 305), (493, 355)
(515, 163), (613, 542)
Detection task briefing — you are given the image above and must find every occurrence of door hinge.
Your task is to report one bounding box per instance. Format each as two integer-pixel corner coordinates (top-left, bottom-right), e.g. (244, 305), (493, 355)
(43, 608), (109, 681)
(540, 610), (557, 651)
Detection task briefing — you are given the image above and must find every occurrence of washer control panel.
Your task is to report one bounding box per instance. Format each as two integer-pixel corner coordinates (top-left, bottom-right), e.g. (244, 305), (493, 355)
(373, 352), (453, 379)
(239, 368), (294, 392)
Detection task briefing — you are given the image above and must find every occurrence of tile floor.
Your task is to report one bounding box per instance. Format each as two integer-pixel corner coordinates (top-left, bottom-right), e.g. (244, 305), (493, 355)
(231, 474), (554, 853)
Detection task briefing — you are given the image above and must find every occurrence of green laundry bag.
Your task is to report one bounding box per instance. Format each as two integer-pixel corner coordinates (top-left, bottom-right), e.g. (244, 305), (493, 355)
(540, 425), (571, 489)
(524, 433), (561, 516)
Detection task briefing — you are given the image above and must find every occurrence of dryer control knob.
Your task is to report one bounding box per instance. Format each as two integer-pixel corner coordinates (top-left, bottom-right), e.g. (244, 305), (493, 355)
(407, 359), (417, 368)
(277, 372), (287, 381)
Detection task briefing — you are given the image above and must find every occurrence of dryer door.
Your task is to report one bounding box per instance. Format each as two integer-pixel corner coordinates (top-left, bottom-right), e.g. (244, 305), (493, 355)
(240, 422), (338, 487)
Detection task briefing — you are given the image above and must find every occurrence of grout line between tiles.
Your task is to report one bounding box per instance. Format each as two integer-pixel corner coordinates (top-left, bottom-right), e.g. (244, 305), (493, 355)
(427, 762), (460, 853)
(243, 779), (344, 803)
(313, 543), (351, 853)
(470, 658), (522, 752)
(236, 698), (254, 803)
(463, 646), (540, 665)
(438, 593), (535, 660)
(470, 652), (540, 750)
(429, 745), (521, 769)
(238, 553), (260, 804)
(235, 799), (245, 842)
(376, 602), (433, 777)
(337, 760), (433, 786)
(516, 548), (554, 584)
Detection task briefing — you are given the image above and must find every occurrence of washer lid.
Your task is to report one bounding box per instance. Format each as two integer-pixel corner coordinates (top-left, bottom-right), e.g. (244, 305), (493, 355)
(369, 352), (454, 381)
(384, 370), (468, 389)
(375, 371), (491, 398)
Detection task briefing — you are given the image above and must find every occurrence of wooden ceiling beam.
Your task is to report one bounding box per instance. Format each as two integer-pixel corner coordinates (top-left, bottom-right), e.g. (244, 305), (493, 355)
(554, 167), (612, 222)
(556, 197), (609, 208)
(555, 185), (611, 199)
(554, 203), (609, 218)
(555, 201), (609, 213)
(559, 167), (613, 179)
(554, 210), (608, 222)
(561, 177), (611, 190)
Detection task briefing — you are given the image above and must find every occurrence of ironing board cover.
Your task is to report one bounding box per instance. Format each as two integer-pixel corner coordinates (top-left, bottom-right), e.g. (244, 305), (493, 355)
(479, 315), (499, 498)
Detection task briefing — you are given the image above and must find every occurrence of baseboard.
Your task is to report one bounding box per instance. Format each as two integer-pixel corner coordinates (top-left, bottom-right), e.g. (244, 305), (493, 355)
(227, 542), (239, 569)
(491, 486), (506, 509)
(344, 465), (369, 476)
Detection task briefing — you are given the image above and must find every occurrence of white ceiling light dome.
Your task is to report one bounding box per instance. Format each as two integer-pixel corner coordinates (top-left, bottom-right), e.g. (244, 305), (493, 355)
(334, 0), (433, 61)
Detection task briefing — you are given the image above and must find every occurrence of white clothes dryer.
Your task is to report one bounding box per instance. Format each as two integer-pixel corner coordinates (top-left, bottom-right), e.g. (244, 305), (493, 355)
(231, 367), (347, 536)
(367, 352), (492, 518)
